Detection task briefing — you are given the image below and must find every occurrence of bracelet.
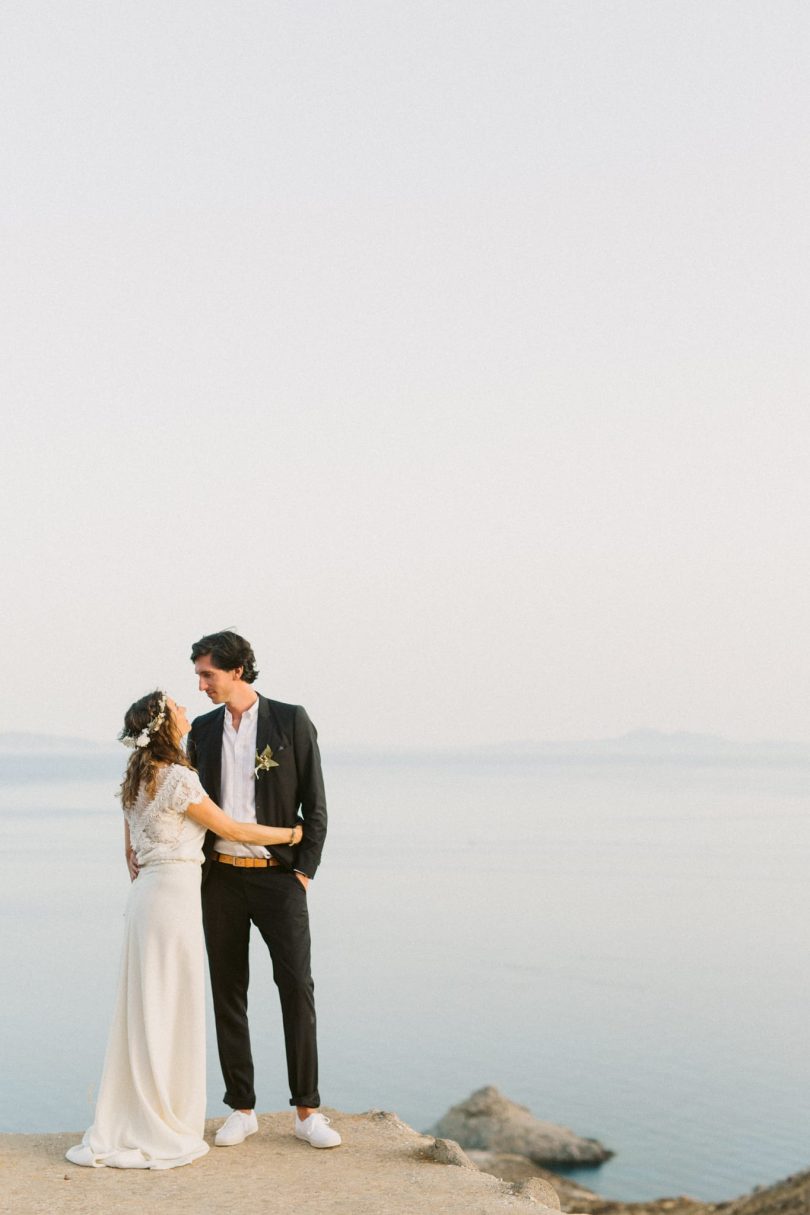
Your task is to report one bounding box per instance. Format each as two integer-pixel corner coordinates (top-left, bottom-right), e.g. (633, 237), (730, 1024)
(289, 826), (297, 845)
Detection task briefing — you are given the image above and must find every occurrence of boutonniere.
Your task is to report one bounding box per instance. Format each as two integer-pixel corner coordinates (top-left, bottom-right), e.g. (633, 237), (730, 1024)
(254, 745), (280, 778)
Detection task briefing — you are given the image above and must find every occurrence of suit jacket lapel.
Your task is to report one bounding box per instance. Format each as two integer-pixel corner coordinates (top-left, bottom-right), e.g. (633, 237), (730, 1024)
(256, 694), (271, 758)
(254, 695), (289, 821)
(255, 696), (272, 820)
(207, 707), (225, 803)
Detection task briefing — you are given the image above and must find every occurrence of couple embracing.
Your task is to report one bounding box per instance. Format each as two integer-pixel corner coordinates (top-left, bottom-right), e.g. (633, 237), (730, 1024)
(66, 630), (341, 1170)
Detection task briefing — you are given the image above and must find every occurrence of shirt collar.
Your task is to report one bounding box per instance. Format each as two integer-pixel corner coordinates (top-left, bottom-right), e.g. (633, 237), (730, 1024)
(224, 696), (259, 733)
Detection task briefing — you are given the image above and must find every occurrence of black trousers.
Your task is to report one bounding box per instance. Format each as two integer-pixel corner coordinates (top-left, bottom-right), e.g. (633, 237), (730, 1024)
(202, 861), (320, 1110)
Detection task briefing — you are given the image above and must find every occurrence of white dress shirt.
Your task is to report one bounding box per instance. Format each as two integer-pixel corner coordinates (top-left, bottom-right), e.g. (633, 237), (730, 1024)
(213, 698), (269, 858)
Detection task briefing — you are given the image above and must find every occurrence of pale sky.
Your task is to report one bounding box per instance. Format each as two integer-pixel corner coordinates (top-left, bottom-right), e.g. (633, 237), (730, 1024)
(1, 1), (808, 747)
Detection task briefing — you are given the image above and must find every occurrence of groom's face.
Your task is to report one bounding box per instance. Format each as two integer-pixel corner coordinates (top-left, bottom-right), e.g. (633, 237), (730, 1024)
(194, 655), (243, 704)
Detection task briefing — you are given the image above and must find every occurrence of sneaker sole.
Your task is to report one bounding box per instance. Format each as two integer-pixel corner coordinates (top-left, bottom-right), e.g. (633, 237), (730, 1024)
(294, 1133), (342, 1149)
(215, 1127), (258, 1147)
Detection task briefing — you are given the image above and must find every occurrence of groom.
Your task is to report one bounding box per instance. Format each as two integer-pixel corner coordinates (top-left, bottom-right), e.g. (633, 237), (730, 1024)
(187, 629), (340, 1149)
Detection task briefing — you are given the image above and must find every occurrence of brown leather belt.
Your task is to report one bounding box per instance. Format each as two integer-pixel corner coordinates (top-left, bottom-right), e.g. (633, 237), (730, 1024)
(215, 853), (280, 869)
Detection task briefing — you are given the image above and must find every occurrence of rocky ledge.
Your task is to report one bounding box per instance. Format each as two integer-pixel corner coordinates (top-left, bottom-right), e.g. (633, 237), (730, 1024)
(0, 1109), (579, 1215)
(3, 1097), (808, 1215)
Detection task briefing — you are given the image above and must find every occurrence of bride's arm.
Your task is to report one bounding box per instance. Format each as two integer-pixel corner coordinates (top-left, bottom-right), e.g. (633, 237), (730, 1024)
(186, 795), (303, 847)
(124, 820), (139, 882)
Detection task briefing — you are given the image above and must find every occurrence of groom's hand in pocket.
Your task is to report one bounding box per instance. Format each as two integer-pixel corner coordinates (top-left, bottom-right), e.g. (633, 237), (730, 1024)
(294, 872), (309, 892)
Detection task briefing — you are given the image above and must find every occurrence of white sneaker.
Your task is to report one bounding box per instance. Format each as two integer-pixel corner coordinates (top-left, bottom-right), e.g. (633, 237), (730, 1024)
(215, 1110), (259, 1146)
(294, 1111), (342, 1148)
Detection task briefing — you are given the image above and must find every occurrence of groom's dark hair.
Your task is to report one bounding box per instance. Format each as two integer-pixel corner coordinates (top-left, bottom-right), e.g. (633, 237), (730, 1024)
(190, 630), (259, 684)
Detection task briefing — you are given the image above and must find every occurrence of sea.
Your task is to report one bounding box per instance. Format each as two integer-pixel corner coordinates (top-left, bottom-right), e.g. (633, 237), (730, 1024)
(1, 743), (809, 1203)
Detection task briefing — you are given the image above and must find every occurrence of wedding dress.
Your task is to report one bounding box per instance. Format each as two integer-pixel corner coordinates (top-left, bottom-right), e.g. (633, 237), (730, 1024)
(66, 764), (210, 1170)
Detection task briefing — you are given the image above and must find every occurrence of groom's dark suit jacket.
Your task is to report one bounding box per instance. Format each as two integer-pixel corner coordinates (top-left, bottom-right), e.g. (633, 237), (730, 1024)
(187, 694), (327, 884)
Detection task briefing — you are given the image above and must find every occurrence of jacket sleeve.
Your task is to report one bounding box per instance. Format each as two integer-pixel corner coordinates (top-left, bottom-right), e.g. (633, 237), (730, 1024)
(293, 704), (327, 879)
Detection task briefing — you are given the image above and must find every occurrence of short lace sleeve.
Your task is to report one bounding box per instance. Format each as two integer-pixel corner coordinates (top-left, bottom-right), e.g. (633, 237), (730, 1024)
(169, 766), (206, 815)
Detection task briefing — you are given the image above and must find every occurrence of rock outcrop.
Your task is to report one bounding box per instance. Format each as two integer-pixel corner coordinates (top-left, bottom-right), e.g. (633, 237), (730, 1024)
(470, 1150), (601, 1209)
(0, 1109), (579, 1215)
(430, 1086), (613, 1165)
(2, 1106), (809, 1215)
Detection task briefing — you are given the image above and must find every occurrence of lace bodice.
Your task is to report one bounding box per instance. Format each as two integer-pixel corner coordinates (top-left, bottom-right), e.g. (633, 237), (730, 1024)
(125, 764), (207, 866)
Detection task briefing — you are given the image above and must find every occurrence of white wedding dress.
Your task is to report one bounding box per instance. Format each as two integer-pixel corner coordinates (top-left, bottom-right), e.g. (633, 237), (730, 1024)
(66, 764), (210, 1170)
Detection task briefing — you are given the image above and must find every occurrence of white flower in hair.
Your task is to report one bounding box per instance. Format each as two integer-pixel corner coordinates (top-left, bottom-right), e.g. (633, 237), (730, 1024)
(120, 692), (168, 749)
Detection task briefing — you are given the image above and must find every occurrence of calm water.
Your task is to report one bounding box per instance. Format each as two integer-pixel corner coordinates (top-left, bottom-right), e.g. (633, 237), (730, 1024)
(1, 750), (809, 1202)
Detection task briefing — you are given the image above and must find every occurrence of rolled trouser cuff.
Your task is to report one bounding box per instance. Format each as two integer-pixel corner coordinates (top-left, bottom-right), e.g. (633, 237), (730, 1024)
(225, 1090), (257, 1110)
(289, 1091), (320, 1108)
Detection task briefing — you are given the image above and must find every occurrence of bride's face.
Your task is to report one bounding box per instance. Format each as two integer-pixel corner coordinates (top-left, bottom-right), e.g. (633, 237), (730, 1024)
(167, 698), (191, 738)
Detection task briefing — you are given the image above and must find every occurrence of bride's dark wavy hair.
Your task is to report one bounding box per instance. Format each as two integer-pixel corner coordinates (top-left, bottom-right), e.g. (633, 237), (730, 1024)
(118, 689), (193, 810)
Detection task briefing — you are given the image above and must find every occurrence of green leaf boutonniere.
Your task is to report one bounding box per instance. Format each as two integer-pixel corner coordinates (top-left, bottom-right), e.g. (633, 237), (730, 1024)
(254, 745), (280, 778)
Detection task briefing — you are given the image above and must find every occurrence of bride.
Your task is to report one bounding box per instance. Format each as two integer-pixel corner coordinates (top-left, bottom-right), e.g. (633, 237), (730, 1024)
(66, 690), (303, 1170)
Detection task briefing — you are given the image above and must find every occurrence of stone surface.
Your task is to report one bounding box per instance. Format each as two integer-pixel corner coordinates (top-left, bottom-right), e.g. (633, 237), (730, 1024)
(2, 1108), (809, 1215)
(430, 1086), (613, 1165)
(511, 1176), (565, 1208)
(469, 1150), (550, 1183)
(0, 1109), (571, 1215)
(469, 1150), (599, 1209)
(427, 1137), (478, 1168)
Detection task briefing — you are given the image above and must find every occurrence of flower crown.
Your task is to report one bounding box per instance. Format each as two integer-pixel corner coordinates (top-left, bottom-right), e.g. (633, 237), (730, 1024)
(120, 692), (168, 749)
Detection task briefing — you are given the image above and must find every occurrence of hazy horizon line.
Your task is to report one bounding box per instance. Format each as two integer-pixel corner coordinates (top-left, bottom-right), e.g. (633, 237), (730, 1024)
(3, 726), (810, 756)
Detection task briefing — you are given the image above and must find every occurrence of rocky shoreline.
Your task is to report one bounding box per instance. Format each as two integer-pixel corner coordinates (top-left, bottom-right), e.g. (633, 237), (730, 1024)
(2, 1091), (807, 1215)
(427, 1087), (810, 1215)
(0, 1110), (581, 1215)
